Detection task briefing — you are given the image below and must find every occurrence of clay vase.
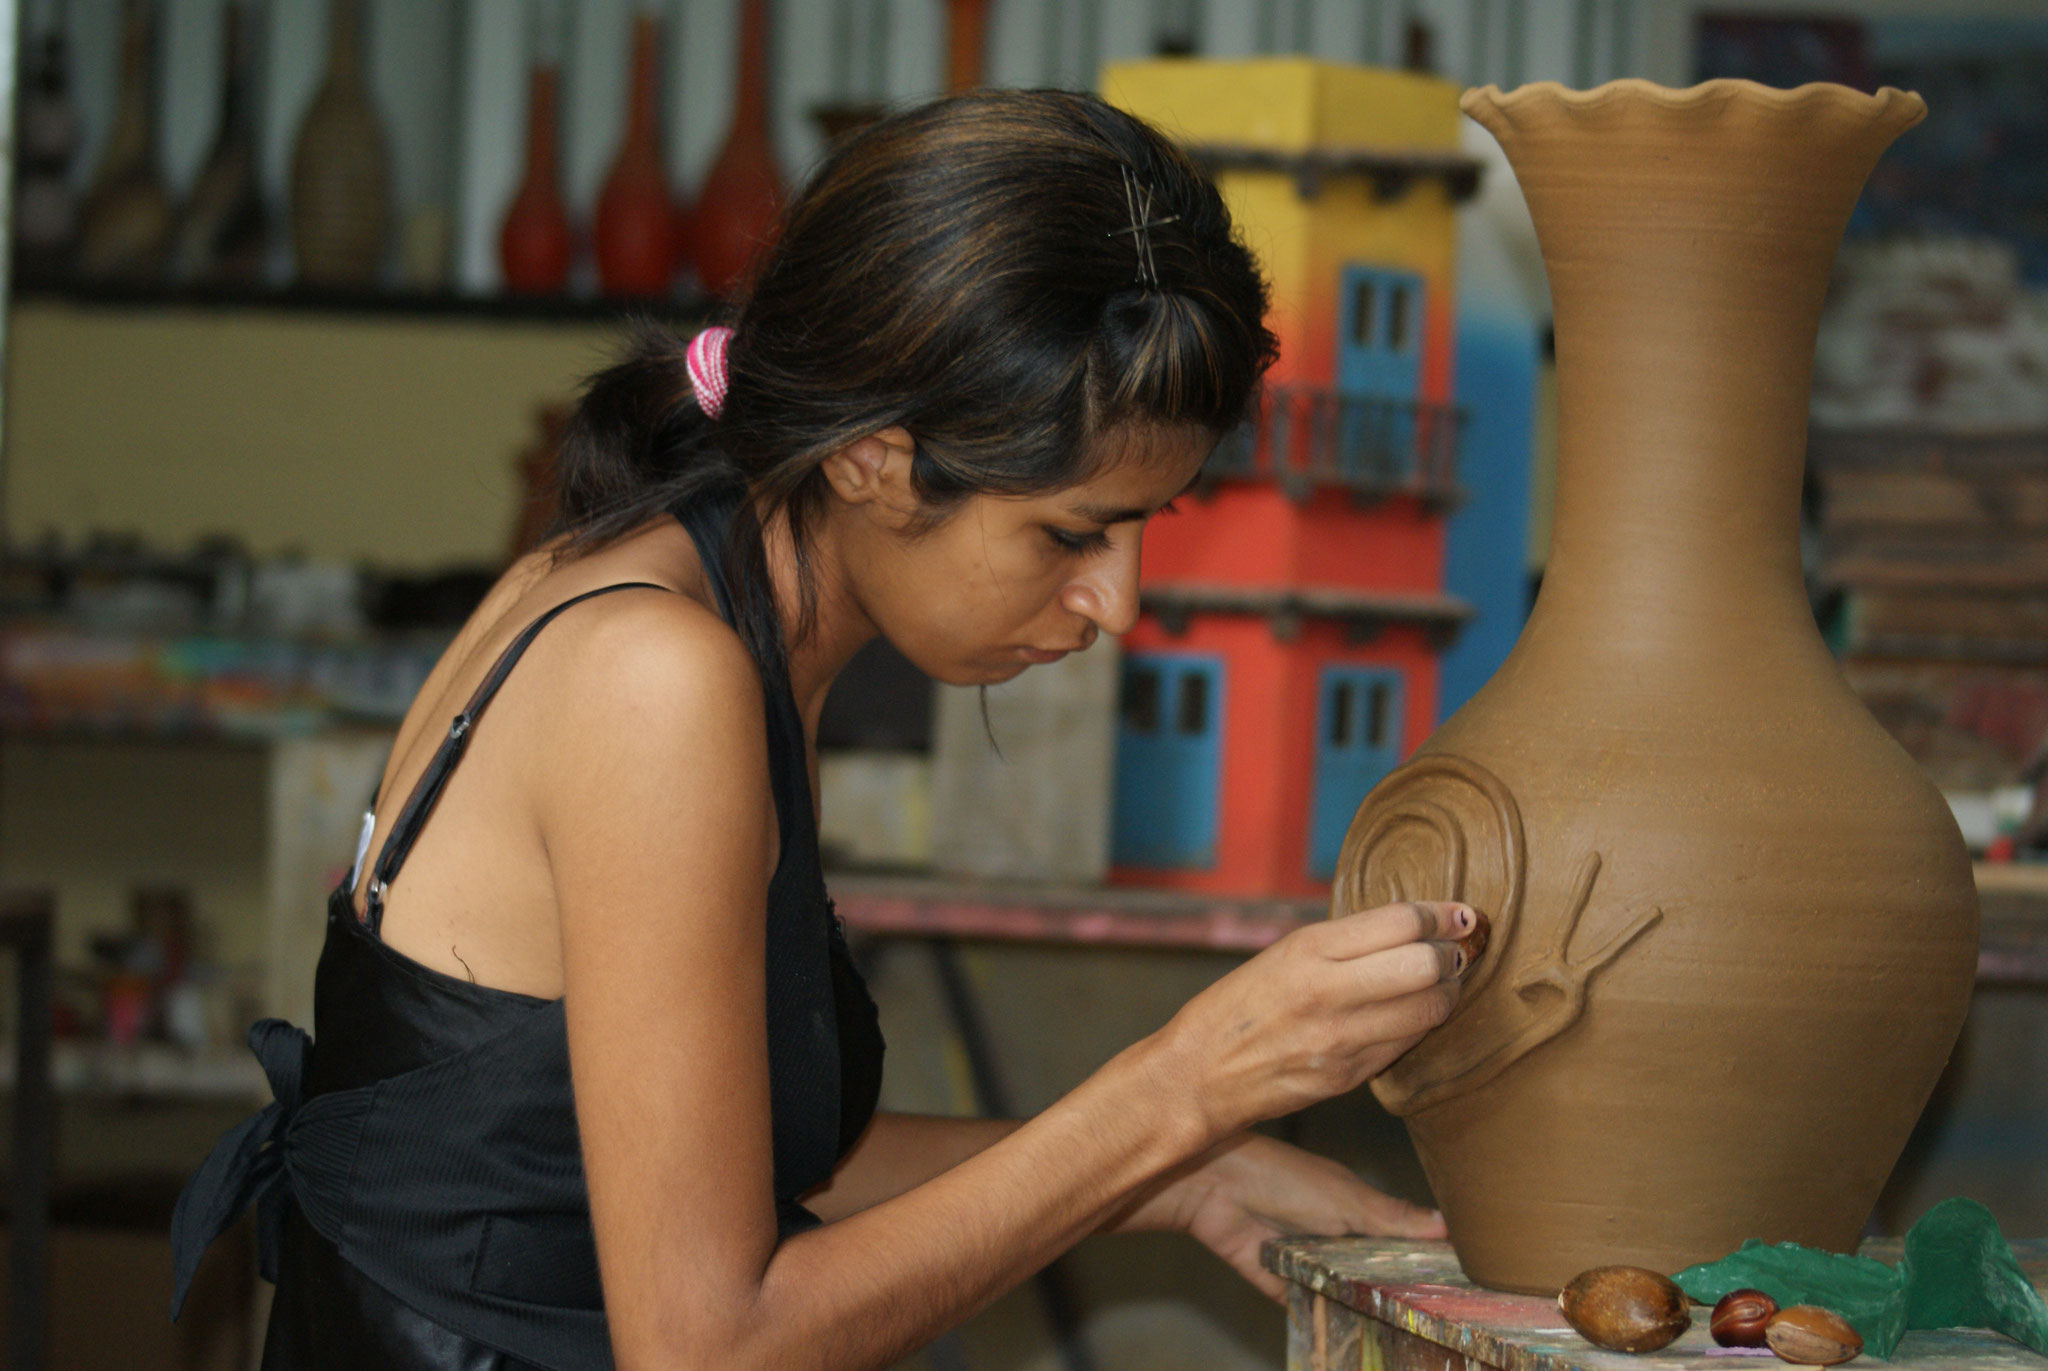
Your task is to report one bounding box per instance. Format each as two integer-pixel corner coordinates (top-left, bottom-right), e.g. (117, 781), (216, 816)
(499, 63), (574, 294)
(593, 13), (676, 297)
(78, 0), (172, 282)
(1334, 81), (1977, 1294)
(15, 25), (83, 278)
(171, 1), (267, 285)
(290, 0), (392, 288)
(693, 0), (785, 299)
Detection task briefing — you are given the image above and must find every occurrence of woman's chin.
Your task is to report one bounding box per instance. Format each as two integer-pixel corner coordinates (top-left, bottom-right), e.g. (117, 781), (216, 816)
(930, 658), (1031, 687)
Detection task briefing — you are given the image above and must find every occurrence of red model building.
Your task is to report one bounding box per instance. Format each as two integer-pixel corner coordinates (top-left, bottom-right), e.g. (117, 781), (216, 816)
(1104, 59), (1478, 897)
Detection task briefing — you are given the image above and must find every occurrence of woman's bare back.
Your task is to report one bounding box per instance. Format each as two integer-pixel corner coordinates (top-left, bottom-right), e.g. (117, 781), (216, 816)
(350, 513), (739, 998)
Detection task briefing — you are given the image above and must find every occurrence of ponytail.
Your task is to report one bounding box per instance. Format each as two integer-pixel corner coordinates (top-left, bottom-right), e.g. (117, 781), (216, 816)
(548, 326), (731, 549)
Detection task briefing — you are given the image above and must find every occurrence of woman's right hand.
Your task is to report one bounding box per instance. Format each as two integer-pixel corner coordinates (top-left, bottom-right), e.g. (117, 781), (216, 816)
(1155, 901), (1476, 1142)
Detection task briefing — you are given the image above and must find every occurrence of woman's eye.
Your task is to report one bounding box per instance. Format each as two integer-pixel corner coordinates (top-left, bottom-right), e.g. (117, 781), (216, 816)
(1045, 525), (1112, 555)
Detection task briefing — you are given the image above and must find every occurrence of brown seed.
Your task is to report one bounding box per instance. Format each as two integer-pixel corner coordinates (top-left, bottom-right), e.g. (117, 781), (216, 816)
(1711, 1289), (1779, 1347)
(1558, 1266), (1692, 1353)
(1765, 1306), (1862, 1365)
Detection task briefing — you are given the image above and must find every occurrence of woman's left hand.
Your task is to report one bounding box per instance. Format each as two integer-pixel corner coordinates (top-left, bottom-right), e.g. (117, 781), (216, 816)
(1108, 1132), (1446, 1299)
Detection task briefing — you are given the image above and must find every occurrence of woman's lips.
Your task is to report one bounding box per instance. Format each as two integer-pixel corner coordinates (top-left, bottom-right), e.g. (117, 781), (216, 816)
(1019, 645), (1075, 665)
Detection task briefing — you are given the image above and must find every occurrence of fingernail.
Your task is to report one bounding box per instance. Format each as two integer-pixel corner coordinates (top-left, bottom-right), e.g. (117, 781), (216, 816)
(1455, 907), (1473, 931)
(1452, 947), (1467, 975)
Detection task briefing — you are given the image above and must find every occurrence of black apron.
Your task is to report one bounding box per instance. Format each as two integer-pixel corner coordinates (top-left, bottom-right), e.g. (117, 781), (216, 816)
(172, 492), (885, 1370)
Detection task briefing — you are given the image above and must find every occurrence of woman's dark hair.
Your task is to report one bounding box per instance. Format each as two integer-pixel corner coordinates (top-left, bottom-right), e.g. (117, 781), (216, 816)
(549, 88), (1276, 659)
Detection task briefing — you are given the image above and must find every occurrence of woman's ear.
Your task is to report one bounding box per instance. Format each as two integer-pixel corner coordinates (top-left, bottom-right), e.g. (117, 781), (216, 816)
(820, 427), (920, 523)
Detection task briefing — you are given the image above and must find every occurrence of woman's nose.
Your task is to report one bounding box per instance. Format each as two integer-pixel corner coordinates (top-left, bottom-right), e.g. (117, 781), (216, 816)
(1062, 537), (1142, 637)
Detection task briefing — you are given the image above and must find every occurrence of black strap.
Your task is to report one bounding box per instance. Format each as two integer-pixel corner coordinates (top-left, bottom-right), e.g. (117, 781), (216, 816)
(361, 582), (669, 934)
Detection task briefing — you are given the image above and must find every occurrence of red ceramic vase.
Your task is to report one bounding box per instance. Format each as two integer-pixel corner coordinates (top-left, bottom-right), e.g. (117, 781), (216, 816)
(594, 14), (676, 297)
(693, 0), (784, 299)
(499, 64), (573, 294)
(946, 0), (990, 92)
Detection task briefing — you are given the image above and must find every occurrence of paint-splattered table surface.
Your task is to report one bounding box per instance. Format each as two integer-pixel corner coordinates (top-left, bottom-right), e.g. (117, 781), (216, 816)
(1263, 1237), (2048, 1369)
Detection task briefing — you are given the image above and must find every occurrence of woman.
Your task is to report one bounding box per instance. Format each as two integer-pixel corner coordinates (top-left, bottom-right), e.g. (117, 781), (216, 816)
(174, 90), (1474, 1371)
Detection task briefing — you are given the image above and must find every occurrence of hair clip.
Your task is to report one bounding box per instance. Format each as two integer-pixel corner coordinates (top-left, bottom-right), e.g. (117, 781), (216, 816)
(1112, 166), (1180, 290)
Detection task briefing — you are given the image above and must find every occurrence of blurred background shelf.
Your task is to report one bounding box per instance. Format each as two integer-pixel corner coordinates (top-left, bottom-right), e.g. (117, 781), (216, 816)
(11, 277), (717, 324)
(0, 1042), (263, 1101)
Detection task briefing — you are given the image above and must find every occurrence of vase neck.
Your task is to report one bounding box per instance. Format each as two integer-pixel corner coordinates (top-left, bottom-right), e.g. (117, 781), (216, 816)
(526, 65), (560, 179)
(327, 0), (363, 83)
(218, 7), (251, 137)
(1469, 82), (1924, 634)
(733, 0), (770, 136)
(104, 1), (156, 172)
(624, 15), (660, 149)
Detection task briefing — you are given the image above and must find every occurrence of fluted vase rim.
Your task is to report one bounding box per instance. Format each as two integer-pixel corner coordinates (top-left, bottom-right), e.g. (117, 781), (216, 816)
(1461, 77), (1926, 132)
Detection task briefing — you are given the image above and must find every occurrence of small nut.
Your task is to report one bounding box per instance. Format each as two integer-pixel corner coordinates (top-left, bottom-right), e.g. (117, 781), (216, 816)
(1711, 1289), (1779, 1347)
(1558, 1266), (1692, 1354)
(1765, 1305), (1862, 1365)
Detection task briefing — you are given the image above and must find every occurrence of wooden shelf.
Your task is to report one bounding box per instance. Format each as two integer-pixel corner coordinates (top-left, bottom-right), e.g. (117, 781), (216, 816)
(11, 278), (719, 328)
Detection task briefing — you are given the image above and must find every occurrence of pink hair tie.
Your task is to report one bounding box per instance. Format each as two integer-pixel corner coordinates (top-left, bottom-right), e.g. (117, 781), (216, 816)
(685, 326), (733, 419)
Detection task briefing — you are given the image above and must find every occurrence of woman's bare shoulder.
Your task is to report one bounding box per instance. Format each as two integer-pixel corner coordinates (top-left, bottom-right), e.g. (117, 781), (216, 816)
(515, 581), (767, 763)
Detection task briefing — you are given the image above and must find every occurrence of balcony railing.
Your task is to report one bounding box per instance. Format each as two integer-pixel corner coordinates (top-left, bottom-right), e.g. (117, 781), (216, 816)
(1207, 385), (1465, 507)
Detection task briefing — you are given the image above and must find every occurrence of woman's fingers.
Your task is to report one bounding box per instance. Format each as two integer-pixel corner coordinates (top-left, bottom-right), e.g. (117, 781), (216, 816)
(1315, 901), (1474, 961)
(1347, 1189), (1447, 1240)
(1348, 982), (1460, 1058)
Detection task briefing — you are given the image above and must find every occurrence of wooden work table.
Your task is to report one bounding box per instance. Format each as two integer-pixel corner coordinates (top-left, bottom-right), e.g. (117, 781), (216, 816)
(1265, 1237), (2048, 1370)
(832, 869), (2048, 985)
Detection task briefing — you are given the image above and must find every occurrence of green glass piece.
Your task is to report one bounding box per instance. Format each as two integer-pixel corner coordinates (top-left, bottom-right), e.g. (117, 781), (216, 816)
(1673, 1240), (1907, 1356)
(1899, 1197), (2048, 1355)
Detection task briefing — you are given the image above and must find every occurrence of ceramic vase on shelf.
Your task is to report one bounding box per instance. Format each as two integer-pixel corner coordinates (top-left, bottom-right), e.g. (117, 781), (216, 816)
(78, 0), (172, 281)
(291, 0), (391, 289)
(1333, 80), (1976, 1294)
(171, 1), (266, 285)
(593, 12), (677, 297)
(499, 42), (573, 294)
(945, 0), (990, 92)
(693, 0), (784, 299)
(15, 22), (83, 277)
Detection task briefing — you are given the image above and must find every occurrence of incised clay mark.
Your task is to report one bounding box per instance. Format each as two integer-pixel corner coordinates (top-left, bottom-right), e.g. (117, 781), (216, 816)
(1331, 753), (1663, 1116)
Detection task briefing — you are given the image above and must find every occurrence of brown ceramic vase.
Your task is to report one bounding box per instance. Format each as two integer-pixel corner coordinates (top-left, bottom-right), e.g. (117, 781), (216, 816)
(290, 0), (391, 288)
(1334, 80), (1977, 1294)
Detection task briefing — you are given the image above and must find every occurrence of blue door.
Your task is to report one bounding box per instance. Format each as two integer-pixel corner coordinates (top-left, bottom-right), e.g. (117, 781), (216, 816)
(1337, 264), (1426, 483)
(1308, 666), (1405, 880)
(1112, 654), (1224, 869)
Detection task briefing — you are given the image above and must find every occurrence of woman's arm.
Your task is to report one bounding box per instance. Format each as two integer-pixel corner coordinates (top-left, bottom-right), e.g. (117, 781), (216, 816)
(541, 600), (1465, 1371)
(803, 1114), (1021, 1222)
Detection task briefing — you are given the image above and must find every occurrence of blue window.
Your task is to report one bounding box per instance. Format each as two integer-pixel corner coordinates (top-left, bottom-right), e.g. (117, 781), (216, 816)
(1112, 654), (1224, 869)
(1337, 264), (1426, 483)
(1308, 666), (1405, 880)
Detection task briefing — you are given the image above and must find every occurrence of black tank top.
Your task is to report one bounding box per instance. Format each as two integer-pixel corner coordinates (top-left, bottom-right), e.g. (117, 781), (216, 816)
(170, 492), (885, 1371)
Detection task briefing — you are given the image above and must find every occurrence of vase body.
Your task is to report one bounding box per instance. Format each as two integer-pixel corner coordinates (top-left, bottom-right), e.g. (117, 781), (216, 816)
(500, 64), (574, 293)
(693, 0), (784, 298)
(291, 0), (391, 288)
(172, 1), (266, 284)
(594, 14), (676, 297)
(1335, 80), (1977, 1294)
(78, 0), (171, 281)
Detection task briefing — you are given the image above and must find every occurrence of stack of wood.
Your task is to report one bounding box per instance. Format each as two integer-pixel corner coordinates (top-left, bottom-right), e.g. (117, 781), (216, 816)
(1815, 427), (2048, 793)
